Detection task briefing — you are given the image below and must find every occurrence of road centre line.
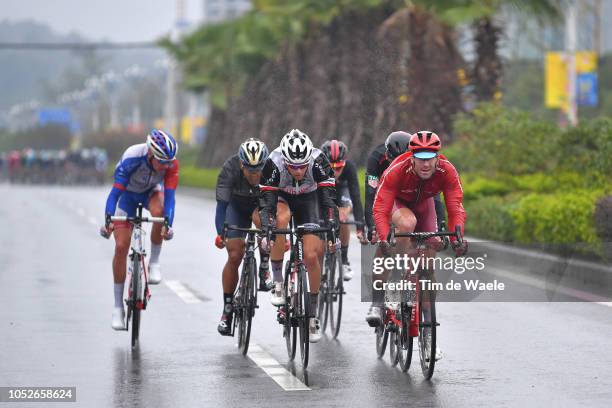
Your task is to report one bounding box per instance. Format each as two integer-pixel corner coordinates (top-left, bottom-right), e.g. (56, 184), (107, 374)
(248, 343), (310, 391)
(164, 280), (202, 304)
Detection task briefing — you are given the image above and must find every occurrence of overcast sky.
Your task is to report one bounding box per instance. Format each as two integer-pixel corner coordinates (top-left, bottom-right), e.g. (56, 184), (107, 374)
(0, 0), (204, 41)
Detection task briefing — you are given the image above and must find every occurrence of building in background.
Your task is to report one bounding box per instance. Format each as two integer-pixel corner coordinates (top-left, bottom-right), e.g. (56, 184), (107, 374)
(202, 0), (251, 24)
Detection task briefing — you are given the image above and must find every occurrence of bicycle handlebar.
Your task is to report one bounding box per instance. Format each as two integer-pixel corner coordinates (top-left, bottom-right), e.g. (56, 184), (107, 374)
(271, 225), (332, 235)
(388, 225), (463, 245)
(339, 220), (363, 226)
(110, 215), (166, 224)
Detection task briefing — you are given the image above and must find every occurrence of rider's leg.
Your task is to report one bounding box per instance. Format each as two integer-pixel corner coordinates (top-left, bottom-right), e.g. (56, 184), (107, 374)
(218, 238), (245, 335)
(146, 191), (164, 284)
(147, 191), (164, 263)
(339, 206), (351, 263)
(111, 223), (131, 329)
(303, 234), (322, 316)
(270, 200), (290, 283)
(111, 192), (138, 307)
(112, 225), (132, 304)
(305, 233), (324, 342)
(252, 208), (272, 290)
(222, 238), (245, 296)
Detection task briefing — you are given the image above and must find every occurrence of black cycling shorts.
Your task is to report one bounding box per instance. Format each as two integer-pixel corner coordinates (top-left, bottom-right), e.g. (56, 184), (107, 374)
(225, 200), (258, 239)
(278, 191), (321, 229)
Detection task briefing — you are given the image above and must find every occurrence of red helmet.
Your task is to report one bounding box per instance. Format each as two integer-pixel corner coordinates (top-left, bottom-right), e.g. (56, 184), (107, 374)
(409, 131), (441, 159)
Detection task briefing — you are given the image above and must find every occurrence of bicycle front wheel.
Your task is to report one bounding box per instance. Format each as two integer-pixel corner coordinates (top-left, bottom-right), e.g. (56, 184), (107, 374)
(318, 253), (333, 333)
(238, 256), (256, 355)
(131, 255), (141, 349)
(398, 302), (413, 372)
(329, 250), (344, 339)
(283, 262), (297, 361)
(375, 325), (388, 358)
(418, 287), (437, 380)
(298, 264), (310, 369)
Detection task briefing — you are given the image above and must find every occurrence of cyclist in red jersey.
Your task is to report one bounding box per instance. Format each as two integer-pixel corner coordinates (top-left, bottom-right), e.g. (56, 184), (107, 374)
(367, 131), (468, 353)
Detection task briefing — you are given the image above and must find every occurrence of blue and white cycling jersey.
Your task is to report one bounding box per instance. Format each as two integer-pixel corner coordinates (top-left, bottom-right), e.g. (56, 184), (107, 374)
(104, 144), (179, 225)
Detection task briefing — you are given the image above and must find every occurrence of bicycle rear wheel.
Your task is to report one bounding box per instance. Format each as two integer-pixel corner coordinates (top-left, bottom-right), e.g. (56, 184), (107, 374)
(298, 264), (310, 369)
(329, 251), (343, 339)
(130, 256), (141, 349)
(238, 256), (256, 355)
(283, 262), (297, 361)
(418, 287), (437, 379)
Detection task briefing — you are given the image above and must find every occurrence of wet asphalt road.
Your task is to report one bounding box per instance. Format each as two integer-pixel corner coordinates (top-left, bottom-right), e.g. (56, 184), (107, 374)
(1, 184), (612, 408)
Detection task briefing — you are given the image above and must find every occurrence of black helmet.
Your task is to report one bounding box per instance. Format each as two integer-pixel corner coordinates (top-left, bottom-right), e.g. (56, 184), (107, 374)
(385, 131), (412, 160)
(320, 140), (348, 163)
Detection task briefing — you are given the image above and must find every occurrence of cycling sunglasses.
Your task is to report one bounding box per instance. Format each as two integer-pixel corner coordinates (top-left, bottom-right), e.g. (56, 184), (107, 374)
(244, 164), (265, 173)
(153, 156), (173, 166)
(330, 160), (346, 169)
(285, 161), (309, 171)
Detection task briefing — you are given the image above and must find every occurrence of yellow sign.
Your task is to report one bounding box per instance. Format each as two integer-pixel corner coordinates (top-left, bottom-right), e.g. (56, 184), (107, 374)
(545, 51), (598, 109)
(576, 51), (597, 73)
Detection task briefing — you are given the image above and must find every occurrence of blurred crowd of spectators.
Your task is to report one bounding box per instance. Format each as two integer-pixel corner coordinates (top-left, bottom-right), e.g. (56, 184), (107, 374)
(0, 147), (108, 185)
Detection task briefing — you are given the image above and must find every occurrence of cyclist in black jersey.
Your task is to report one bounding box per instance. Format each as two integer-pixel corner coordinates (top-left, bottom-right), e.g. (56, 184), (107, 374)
(215, 139), (271, 336)
(320, 140), (368, 281)
(259, 129), (339, 343)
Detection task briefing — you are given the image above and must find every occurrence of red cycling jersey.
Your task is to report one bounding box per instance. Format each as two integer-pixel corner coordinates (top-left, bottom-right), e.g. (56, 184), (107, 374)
(373, 152), (466, 242)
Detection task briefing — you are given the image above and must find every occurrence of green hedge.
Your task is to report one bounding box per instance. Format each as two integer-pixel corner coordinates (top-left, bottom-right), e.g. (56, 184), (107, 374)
(180, 167), (220, 190)
(452, 103), (561, 175)
(511, 190), (604, 247)
(464, 194), (518, 242)
(461, 171), (598, 202)
(466, 188), (605, 255)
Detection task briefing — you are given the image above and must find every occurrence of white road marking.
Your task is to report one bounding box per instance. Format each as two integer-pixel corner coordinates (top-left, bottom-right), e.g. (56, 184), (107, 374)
(164, 280), (202, 304)
(248, 343), (310, 391)
(487, 267), (612, 304)
(88, 216), (98, 226)
(77, 207), (86, 216)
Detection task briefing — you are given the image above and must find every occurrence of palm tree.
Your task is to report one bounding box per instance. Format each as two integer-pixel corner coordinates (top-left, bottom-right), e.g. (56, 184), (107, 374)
(468, 0), (562, 102)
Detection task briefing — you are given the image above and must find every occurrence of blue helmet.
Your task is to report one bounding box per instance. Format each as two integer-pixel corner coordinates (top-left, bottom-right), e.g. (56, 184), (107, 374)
(147, 129), (178, 161)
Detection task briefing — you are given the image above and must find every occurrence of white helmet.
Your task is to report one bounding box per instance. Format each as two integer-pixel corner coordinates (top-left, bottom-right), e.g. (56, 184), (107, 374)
(280, 129), (313, 165)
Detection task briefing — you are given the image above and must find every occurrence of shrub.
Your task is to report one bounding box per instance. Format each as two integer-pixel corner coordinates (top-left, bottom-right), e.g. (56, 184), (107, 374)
(180, 166), (220, 190)
(453, 103), (561, 175)
(462, 174), (513, 201)
(511, 190), (604, 255)
(557, 117), (612, 176)
(464, 194), (518, 242)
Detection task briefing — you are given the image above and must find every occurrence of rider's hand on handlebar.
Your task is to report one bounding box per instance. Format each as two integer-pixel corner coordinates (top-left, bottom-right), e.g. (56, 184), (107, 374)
(99, 224), (113, 239)
(100, 214), (113, 239)
(452, 239), (468, 257)
(368, 227), (379, 244)
(162, 225), (174, 240)
(215, 235), (225, 249)
(356, 228), (369, 245)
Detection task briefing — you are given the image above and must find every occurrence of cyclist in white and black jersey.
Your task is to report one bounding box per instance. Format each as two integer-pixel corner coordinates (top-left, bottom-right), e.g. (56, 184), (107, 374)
(259, 129), (339, 343)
